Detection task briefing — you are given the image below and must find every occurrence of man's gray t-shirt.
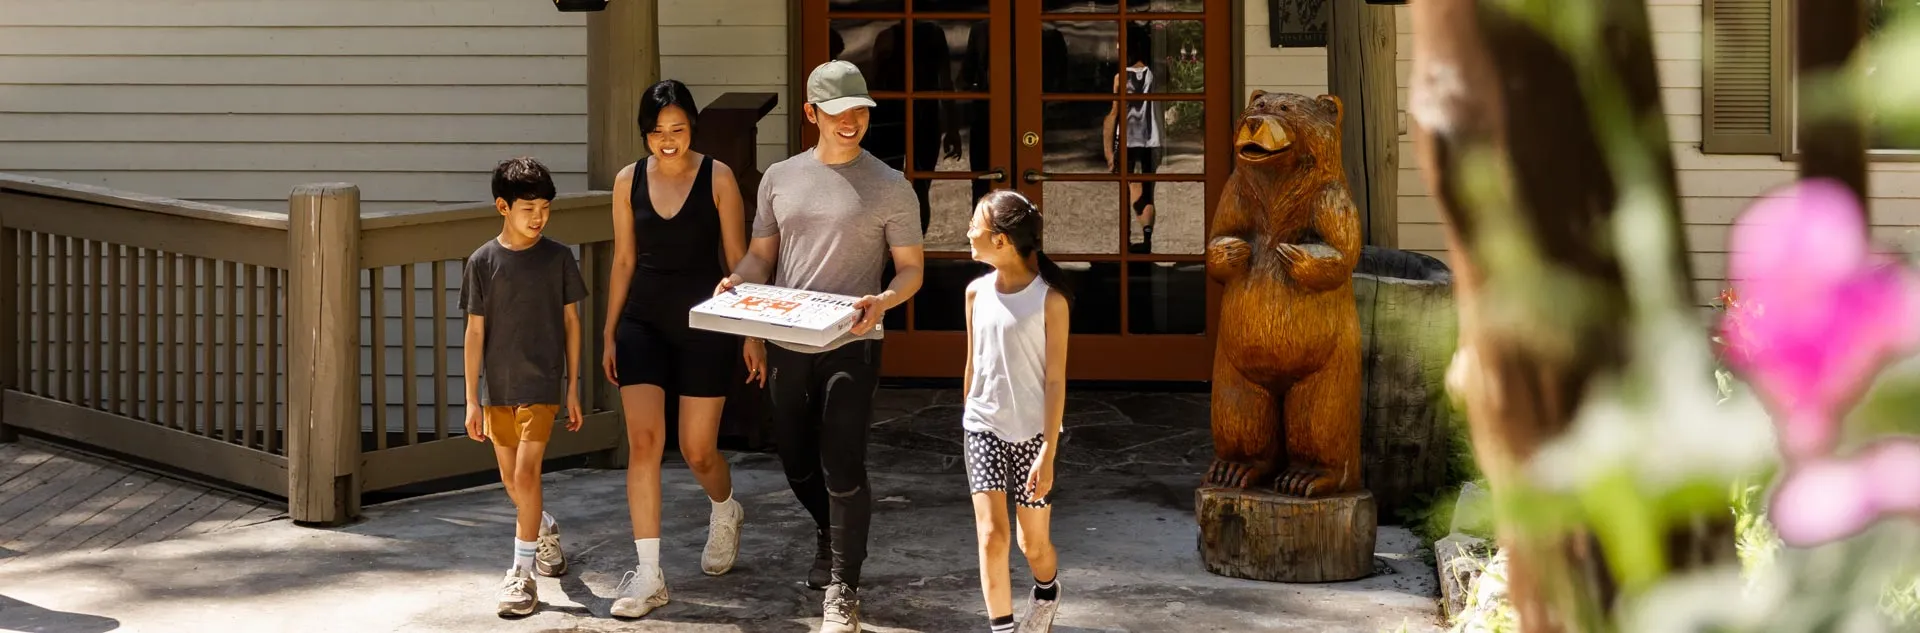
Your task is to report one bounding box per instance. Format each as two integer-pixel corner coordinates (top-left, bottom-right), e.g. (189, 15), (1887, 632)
(753, 149), (922, 353)
(459, 236), (589, 405)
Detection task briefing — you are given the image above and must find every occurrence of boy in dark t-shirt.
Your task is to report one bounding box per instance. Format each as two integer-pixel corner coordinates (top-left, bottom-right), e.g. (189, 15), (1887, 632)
(458, 157), (590, 617)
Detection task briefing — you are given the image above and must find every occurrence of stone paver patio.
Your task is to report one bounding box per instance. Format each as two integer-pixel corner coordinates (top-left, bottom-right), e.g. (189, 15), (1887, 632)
(0, 390), (1445, 632)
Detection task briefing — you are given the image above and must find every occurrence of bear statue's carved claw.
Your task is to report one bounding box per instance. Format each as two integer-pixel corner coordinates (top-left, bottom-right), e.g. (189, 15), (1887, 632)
(1207, 236), (1253, 283)
(1272, 465), (1347, 498)
(1206, 459), (1271, 489)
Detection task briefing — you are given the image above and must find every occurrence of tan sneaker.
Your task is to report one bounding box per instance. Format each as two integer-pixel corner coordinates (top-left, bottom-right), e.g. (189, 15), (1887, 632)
(1018, 582), (1061, 632)
(702, 497), (744, 576)
(535, 519), (566, 577)
(820, 583), (861, 633)
(610, 565), (670, 619)
(496, 569), (538, 617)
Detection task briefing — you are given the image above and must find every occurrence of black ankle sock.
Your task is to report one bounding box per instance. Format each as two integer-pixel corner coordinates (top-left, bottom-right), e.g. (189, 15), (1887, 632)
(990, 614), (1015, 632)
(1034, 575), (1058, 600)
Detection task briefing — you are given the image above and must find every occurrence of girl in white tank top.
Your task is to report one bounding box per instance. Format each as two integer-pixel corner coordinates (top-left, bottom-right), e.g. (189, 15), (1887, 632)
(960, 190), (1073, 633)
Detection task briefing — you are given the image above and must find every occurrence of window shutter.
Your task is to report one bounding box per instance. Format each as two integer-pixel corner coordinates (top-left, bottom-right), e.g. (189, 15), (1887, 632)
(1702, 0), (1788, 154)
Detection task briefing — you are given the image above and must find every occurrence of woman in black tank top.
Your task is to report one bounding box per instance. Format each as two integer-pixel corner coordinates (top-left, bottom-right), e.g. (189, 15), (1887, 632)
(600, 79), (757, 615)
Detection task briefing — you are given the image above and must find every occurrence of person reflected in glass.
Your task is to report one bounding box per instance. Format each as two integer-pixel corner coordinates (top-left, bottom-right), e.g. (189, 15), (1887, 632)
(1103, 23), (1162, 255)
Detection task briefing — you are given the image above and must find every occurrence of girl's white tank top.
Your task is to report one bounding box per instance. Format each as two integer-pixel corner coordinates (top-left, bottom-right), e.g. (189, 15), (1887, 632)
(962, 271), (1052, 442)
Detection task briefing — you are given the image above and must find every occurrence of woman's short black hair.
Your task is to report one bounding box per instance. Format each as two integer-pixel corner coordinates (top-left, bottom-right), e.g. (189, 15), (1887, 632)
(637, 79), (700, 135)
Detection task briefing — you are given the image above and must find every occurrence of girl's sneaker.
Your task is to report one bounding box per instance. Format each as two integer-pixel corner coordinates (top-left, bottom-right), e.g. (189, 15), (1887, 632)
(1018, 582), (1060, 633)
(611, 565), (670, 619)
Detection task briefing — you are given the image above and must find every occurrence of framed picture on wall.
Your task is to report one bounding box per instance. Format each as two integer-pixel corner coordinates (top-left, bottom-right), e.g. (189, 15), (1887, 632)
(1269, 0), (1329, 48)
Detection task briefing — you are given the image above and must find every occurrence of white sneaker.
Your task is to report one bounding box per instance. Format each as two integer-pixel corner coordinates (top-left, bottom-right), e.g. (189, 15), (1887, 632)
(496, 568), (537, 617)
(610, 564), (670, 619)
(1018, 582), (1060, 633)
(702, 497), (744, 576)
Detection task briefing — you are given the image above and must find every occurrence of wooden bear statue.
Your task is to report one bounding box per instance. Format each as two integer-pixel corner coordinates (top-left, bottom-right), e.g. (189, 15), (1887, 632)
(1204, 91), (1363, 498)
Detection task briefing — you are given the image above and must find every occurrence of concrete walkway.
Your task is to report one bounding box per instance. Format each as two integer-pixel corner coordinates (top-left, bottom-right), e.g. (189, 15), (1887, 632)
(0, 390), (1445, 632)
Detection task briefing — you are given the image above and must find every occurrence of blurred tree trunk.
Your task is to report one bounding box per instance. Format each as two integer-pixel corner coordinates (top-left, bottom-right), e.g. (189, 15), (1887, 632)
(1406, 1), (1734, 631)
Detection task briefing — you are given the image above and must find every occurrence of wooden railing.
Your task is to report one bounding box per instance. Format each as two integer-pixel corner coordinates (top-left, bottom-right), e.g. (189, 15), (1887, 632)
(340, 190), (624, 508)
(0, 91), (779, 526)
(1, 174), (295, 498)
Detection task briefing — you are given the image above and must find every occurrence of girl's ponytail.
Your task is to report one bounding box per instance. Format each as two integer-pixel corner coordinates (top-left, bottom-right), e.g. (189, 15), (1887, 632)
(981, 189), (1075, 306)
(1032, 251), (1075, 306)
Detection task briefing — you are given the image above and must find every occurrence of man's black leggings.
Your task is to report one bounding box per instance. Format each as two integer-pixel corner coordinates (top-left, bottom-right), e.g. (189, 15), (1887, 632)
(765, 339), (882, 588)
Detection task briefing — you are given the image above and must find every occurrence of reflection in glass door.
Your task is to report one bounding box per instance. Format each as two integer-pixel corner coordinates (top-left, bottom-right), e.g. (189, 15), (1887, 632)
(801, 0), (1230, 382)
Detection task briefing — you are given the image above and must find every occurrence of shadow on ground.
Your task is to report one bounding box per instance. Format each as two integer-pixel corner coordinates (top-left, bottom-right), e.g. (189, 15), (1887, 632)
(0, 594), (120, 633)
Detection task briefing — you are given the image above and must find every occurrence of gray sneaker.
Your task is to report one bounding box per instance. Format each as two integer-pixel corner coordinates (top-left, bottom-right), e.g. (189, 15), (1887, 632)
(820, 583), (861, 633)
(496, 569), (538, 617)
(702, 497), (744, 576)
(1018, 582), (1060, 632)
(535, 519), (567, 577)
(610, 565), (670, 619)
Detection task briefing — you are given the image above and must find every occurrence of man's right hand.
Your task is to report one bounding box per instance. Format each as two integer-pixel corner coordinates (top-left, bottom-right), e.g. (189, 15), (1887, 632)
(713, 273), (743, 297)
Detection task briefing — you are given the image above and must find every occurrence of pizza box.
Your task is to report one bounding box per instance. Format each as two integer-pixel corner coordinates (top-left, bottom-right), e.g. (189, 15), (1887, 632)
(689, 283), (863, 348)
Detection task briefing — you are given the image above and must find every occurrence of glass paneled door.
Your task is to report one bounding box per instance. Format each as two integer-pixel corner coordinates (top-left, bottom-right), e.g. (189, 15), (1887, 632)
(799, 0), (1231, 382)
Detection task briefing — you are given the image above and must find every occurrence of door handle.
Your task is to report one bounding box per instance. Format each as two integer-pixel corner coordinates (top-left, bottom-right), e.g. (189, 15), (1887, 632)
(974, 168), (1007, 182)
(1023, 169), (1052, 184)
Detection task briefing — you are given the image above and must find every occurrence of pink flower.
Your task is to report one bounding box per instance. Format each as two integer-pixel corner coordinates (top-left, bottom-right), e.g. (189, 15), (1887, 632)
(1769, 438), (1920, 547)
(1721, 178), (1920, 462)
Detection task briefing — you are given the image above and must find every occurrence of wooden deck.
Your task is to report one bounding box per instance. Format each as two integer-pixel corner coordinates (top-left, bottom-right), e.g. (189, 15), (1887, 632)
(0, 439), (282, 561)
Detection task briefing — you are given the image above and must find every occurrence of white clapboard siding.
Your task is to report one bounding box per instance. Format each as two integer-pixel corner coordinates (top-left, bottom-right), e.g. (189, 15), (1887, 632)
(1241, 0), (1920, 306)
(0, 0), (590, 210)
(658, 0), (792, 174)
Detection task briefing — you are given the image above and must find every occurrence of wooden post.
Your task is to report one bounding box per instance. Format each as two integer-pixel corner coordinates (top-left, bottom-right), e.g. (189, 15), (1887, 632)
(588, 0), (659, 191)
(0, 223), (17, 443)
(1796, 0), (1869, 209)
(1328, 0), (1400, 248)
(582, 0), (657, 470)
(287, 184), (362, 525)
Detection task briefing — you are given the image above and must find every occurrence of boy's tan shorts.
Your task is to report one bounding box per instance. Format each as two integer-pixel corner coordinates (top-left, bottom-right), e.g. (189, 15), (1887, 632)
(484, 404), (558, 448)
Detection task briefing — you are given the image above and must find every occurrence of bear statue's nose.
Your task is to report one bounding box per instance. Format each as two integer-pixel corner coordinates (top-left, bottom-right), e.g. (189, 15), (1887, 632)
(1235, 115), (1291, 162)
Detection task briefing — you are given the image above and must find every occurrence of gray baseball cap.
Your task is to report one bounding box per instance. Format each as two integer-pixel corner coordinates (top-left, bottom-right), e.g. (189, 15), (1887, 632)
(806, 60), (878, 115)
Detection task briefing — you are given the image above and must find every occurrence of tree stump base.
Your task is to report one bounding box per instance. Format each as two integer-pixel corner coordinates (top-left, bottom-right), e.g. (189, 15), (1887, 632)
(1195, 487), (1378, 583)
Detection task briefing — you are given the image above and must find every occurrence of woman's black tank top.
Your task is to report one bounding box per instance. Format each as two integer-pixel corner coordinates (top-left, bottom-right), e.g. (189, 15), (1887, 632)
(623, 155), (725, 324)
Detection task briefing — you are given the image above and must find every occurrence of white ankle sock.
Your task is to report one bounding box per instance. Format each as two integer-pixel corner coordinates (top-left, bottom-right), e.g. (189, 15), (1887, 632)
(513, 538), (537, 573)
(712, 492), (735, 514)
(636, 538), (660, 567)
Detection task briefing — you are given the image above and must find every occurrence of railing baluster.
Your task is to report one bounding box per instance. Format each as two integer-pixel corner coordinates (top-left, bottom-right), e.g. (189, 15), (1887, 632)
(107, 244), (122, 416)
(580, 245), (599, 416)
(49, 236), (64, 402)
(225, 260), (239, 443)
(432, 261), (448, 440)
(370, 267), (387, 451)
(93, 241), (106, 410)
(244, 265), (258, 450)
(171, 252), (187, 431)
(401, 263), (418, 446)
(267, 268), (281, 455)
(200, 258), (215, 439)
(145, 249), (160, 424)
(35, 234), (49, 397)
(66, 238), (81, 402)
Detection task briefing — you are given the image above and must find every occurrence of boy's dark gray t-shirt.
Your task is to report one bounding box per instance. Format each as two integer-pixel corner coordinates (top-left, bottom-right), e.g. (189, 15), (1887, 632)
(752, 149), (922, 353)
(459, 236), (589, 406)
